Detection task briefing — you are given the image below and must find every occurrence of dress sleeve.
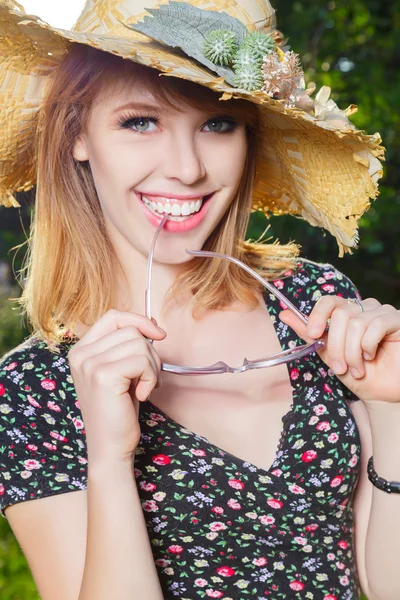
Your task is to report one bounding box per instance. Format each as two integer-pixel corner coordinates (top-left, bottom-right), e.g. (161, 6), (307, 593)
(0, 351), (88, 518)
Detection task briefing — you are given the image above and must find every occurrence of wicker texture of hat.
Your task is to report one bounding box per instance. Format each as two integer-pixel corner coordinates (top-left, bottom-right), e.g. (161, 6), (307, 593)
(0, 0), (385, 256)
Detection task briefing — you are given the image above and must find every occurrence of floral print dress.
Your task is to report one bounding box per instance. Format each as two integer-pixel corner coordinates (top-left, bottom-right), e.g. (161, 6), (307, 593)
(0, 259), (362, 599)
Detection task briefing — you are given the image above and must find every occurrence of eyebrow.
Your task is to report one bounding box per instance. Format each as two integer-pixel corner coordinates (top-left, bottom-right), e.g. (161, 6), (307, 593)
(112, 102), (161, 115)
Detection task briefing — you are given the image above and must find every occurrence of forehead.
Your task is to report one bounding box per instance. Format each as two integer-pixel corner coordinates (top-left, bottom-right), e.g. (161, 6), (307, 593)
(91, 61), (247, 118)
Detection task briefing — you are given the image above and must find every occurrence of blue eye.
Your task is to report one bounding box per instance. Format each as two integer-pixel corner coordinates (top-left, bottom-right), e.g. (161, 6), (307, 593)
(118, 114), (159, 133)
(203, 119), (237, 133)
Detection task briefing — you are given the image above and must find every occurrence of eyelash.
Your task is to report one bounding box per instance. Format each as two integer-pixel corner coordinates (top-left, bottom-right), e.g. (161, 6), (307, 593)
(117, 112), (238, 134)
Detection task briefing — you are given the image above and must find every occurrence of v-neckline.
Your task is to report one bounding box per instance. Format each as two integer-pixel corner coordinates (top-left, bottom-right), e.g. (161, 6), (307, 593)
(139, 287), (306, 477)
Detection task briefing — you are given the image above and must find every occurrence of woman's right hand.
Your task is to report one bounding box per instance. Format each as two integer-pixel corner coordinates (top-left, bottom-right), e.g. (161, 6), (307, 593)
(67, 309), (166, 466)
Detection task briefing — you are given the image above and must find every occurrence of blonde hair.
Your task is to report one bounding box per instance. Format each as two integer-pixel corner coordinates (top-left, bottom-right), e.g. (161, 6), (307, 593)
(14, 44), (300, 347)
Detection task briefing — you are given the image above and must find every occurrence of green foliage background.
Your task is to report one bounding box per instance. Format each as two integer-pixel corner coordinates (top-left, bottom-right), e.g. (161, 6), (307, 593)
(1, 0), (398, 597)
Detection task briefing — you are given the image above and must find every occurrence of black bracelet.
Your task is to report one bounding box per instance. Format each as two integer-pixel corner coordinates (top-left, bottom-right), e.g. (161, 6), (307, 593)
(367, 456), (400, 493)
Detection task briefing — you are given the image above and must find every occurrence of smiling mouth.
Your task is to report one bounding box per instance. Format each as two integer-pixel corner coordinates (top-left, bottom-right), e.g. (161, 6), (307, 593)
(137, 192), (214, 221)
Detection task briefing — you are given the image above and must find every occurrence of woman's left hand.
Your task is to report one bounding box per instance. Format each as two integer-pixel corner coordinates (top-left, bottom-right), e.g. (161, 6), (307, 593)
(279, 296), (400, 404)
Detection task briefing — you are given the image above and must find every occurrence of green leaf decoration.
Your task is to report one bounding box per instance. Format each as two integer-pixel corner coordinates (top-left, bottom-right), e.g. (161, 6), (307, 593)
(125, 1), (248, 85)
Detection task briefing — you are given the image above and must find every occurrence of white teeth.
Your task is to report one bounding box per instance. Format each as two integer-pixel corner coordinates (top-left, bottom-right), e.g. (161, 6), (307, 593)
(141, 194), (205, 218)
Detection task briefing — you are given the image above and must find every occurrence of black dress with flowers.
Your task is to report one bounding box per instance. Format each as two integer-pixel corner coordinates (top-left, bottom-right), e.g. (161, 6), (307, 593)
(0, 259), (363, 600)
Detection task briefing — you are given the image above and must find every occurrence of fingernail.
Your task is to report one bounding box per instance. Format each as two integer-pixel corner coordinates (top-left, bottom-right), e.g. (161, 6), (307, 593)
(363, 352), (373, 360)
(157, 326), (166, 334)
(332, 360), (346, 374)
(151, 317), (158, 325)
(350, 367), (363, 379)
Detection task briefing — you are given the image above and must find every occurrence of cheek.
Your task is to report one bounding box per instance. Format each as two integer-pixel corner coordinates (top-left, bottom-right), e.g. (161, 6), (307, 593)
(211, 133), (247, 183)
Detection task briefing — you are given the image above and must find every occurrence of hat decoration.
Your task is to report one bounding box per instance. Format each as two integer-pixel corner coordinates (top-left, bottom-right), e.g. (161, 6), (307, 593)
(126, 2), (305, 104)
(0, 0), (385, 257)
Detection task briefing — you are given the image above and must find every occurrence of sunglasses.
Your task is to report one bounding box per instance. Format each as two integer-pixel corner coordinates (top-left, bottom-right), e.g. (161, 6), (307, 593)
(145, 214), (325, 375)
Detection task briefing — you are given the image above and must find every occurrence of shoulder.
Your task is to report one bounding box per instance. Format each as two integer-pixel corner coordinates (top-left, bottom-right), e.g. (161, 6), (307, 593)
(0, 336), (87, 517)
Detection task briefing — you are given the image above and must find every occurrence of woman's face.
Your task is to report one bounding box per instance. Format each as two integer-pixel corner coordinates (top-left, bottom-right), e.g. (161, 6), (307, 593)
(73, 77), (248, 265)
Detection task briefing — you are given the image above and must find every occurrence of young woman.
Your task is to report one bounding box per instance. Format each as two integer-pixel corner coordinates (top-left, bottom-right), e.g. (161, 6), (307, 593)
(0, 1), (398, 600)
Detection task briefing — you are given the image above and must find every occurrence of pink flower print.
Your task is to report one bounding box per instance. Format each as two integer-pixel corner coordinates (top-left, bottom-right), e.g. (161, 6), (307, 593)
(294, 536), (308, 546)
(227, 499), (242, 510)
(289, 484), (305, 494)
(191, 448), (206, 456)
(152, 454), (171, 465)
(279, 300), (288, 310)
(27, 395), (41, 408)
(24, 459), (41, 470)
(253, 557), (268, 566)
(313, 404), (327, 415)
(142, 500), (159, 512)
(0, 384), (6, 397)
(134, 468), (142, 478)
(327, 553), (336, 560)
(267, 499), (283, 509)
(284, 270), (293, 277)
(41, 378), (57, 391)
(206, 591), (224, 598)
(212, 506), (224, 514)
(338, 540), (348, 549)
(47, 401), (61, 412)
(72, 417), (84, 430)
(167, 544), (184, 554)
(194, 579), (208, 587)
(324, 271), (336, 280)
(216, 566), (235, 577)
(4, 362), (17, 371)
(330, 475), (344, 487)
(301, 450), (318, 462)
(155, 559), (170, 567)
(271, 469), (282, 476)
(50, 432), (68, 442)
(336, 561), (346, 570)
(319, 367), (327, 377)
(305, 524), (319, 532)
(290, 368), (300, 380)
(209, 522), (227, 532)
(349, 455), (358, 467)
(259, 515), (275, 525)
(289, 581), (305, 591)
(328, 433), (339, 443)
(273, 279), (284, 289)
(322, 284), (335, 293)
(228, 479), (244, 490)
(149, 412), (166, 422)
(316, 421), (331, 432)
(340, 576), (349, 586)
(0, 483), (4, 496)
(75, 400), (80, 409)
(139, 481), (157, 492)
(324, 596), (338, 600)
(26, 444), (38, 451)
(43, 443), (57, 451)
(324, 383), (333, 394)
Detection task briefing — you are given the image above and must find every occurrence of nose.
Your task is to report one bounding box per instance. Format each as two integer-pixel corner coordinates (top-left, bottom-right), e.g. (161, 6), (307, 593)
(162, 129), (206, 185)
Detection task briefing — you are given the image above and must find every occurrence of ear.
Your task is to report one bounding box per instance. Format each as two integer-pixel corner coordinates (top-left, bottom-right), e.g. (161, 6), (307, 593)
(73, 136), (89, 162)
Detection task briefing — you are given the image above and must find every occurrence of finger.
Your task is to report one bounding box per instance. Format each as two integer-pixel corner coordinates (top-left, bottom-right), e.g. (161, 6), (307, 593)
(76, 309), (166, 347)
(306, 296), (348, 338)
(361, 310), (400, 361)
(324, 305), (352, 375)
(84, 337), (160, 388)
(91, 353), (159, 401)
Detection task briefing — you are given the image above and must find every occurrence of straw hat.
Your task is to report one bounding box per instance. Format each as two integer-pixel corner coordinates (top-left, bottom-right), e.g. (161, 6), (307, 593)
(0, 0), (384, 256)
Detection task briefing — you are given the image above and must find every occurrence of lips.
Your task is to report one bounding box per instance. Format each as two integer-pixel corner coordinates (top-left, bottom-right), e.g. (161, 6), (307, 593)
(137, 190), (214, 233)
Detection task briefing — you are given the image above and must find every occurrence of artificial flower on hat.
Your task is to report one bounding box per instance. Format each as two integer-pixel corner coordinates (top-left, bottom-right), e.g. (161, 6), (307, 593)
(0, 0), (385, 256)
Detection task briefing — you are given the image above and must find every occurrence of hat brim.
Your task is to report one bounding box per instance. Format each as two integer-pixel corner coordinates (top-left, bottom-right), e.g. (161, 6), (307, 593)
(0, 4), (385, 255)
